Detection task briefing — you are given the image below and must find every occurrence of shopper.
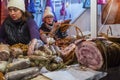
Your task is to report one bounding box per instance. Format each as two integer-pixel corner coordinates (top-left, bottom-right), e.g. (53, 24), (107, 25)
(39, 6), (68, 44)
(0, 0), (43, 55)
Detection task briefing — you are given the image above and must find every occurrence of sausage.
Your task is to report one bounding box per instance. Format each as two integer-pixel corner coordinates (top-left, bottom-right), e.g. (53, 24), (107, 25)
(49, 45), (57, 55)
(5, 67), (39, 80)
(6, 58), (31, 72)
(0, 44), (10, 61)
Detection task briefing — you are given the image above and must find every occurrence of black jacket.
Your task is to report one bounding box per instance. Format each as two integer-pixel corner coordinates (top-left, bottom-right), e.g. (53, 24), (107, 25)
(40, 23), (68, 39)
(2, 17), (30, 45)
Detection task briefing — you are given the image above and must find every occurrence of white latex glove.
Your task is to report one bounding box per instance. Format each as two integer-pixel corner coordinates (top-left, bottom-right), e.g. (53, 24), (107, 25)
(46, 37), (55, 44)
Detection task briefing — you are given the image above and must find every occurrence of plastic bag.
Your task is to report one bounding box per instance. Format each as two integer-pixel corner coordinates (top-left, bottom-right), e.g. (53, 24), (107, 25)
(97, 0), (106, 4)
(83, 0), (90, 8)
(83, 0), (106, 8)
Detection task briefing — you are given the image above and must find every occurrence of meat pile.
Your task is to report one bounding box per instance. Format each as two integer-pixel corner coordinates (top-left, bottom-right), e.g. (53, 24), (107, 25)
(75, 38), (120, 70)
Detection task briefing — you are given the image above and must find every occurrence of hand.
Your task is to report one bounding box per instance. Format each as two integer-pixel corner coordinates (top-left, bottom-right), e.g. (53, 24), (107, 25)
(53, 22), (61, 29)
(27, 44), (35, 56)
(27, 39), (37, 55)
(50, 22), (61, 34)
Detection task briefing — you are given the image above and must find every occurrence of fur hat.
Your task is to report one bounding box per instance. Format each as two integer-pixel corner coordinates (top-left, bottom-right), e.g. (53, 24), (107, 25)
(43, 6), (54, 18)
(7, 0), (25, 12)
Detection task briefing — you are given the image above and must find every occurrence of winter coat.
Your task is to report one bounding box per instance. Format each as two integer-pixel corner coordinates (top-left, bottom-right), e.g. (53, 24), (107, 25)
(0, 16), (40, 45)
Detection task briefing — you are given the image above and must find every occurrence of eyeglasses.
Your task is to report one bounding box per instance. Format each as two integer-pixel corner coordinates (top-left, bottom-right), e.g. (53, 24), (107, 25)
(45, 16), (54, 18)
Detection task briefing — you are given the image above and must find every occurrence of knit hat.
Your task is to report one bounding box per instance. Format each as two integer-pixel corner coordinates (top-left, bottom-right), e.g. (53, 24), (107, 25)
(43, 6), (54, 18)
(7, 0), (25, 12)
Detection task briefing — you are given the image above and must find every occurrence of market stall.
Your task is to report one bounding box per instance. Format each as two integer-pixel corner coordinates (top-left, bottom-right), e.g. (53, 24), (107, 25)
(0, 0), (120, 80)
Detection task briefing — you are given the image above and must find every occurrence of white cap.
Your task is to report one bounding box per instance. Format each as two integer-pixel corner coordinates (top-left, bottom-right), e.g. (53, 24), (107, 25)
(7, 0), (25, 12)
(43, 6), (54, 18)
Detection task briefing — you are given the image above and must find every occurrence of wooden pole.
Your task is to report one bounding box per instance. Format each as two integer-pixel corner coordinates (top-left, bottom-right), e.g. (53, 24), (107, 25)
(0, 0), (1, 25)
(90, 0), (97, 38)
